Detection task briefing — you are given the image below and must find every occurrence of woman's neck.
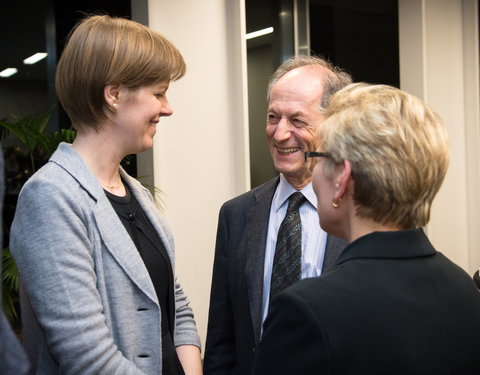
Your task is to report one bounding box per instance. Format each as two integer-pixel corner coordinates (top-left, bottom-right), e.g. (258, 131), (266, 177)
(72, 129), (126, 195)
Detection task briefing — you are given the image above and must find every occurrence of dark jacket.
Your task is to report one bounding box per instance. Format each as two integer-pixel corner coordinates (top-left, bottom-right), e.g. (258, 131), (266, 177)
(254, 229), (480, 375)
(204, 177), (346, 375)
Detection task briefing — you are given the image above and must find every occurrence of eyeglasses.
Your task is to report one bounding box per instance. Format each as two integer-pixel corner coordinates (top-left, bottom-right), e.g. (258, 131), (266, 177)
(304, 151), (331, 172)
(304, 151), (331, 161)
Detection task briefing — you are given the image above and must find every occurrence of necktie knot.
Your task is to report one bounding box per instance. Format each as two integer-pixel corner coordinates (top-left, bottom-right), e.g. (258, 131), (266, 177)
(287, 192), (305, 213)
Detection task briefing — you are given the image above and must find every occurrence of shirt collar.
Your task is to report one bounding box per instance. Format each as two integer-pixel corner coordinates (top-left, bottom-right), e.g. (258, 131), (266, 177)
(273, 173), (317, 213)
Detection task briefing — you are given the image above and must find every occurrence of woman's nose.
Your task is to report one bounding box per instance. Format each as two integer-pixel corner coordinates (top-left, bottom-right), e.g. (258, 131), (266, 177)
(161, 99), (173, 117)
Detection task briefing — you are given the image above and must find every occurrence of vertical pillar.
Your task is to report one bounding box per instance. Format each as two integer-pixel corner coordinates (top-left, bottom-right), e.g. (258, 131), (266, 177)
(146, 0), (250, 350)
(132, 0), (154, 188)
(399, 0), (480, 274)
(294, 0), (310, 55)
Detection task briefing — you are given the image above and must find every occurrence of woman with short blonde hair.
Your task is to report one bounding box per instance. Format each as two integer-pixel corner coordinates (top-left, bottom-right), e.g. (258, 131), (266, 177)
(318, 82), (449, 231)
(254, 83), (480, 375)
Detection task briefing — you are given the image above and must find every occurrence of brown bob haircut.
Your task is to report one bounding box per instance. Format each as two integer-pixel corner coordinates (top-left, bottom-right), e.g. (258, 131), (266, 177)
(55, 15), (186, 131)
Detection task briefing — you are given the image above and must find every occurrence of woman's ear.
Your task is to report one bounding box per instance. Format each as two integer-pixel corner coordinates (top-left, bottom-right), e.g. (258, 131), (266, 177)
(334, 160), (352, 201)
(104, 84), (120, 108)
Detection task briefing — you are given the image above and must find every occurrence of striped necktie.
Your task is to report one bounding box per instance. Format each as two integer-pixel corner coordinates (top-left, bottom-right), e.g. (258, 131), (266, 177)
(270, 192), (306, 301)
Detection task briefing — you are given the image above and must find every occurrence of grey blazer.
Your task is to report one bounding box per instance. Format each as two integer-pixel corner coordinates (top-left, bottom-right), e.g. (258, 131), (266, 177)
(10, 143), (200, 375)
(204, 176), (347, 375)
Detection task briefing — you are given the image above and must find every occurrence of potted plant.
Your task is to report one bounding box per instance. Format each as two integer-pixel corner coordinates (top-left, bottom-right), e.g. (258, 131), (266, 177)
(1, 111), (76, 323)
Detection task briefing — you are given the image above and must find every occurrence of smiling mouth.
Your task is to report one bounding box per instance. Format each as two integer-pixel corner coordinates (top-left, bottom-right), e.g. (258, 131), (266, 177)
(277, 147), (301, 154)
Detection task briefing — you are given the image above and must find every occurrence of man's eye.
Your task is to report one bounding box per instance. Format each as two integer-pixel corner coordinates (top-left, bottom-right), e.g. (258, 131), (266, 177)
(292, 119), (306, 127)
(267, 115), (280, 124)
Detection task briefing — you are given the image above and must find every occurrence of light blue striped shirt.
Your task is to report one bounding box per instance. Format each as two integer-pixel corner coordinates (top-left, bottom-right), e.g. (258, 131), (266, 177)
(261, 174), (328, 325)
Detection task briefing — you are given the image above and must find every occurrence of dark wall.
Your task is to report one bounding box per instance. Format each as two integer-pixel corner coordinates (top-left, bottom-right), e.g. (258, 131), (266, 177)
(310, 0), (399, 86)
(1, 0), (134, 250)
(54, 0), (132, 58)
(53, 0), (132, 131)
(246, 0), (400, 188)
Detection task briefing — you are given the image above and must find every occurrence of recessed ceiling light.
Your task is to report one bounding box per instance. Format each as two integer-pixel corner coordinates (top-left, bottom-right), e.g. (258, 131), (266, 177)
(0, 68), (18, 78)
(23, 52), (48, 65)
(246, 27), (274, 40)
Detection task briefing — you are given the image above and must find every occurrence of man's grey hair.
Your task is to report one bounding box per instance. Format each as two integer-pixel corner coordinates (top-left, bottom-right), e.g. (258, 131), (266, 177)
(267, 55), (352, 108)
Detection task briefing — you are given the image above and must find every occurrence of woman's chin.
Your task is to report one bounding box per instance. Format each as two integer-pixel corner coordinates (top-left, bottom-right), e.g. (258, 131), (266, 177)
(320, 222), (346, 241)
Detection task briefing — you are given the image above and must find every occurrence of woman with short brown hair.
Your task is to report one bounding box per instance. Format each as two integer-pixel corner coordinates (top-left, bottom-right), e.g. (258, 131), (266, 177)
(11, 15), (201, 375)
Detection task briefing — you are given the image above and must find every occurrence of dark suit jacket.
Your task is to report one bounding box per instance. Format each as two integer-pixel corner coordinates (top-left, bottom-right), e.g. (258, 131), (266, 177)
(253, 229), (480, 375)
(204, 177), (347, 375)
(473, 269), (480, 289)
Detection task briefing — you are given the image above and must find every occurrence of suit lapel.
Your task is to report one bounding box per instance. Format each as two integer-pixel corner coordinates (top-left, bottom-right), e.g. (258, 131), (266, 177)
(50, 144), (159, 305)
(94, 196), (159, 304)
(127, 177), (175, 266)
(244, 177), (279, 344)
(323, 235), (348, 273)
(127, 179), (177, 332)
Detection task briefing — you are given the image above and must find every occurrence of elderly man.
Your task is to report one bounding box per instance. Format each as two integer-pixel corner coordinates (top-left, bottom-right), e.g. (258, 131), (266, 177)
(204, 55), (352, 375)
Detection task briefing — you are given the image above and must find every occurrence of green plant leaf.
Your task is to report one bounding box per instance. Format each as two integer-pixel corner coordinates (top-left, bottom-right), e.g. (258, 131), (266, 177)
(35, 128), (77, 156)
(2, 248), (19, 322)
(136, 175), (165, 210)
(2, 248), (19, 291)
(2, 283), (17, 322)
(0, 113), (51, 153)
(0, 110), (77, 173)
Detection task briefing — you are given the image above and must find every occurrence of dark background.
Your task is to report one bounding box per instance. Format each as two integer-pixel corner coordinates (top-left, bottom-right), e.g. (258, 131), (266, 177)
(0, 0), (132, 257)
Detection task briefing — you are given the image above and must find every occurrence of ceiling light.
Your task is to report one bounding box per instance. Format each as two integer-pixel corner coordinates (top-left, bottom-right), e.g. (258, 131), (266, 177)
(23, 52), (48, 65)
(246, 27), (274, 40)
(0, 68), (18, 78)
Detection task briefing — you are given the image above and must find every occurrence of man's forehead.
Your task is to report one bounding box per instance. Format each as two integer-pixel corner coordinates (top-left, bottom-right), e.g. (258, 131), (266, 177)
(280, 64), (330, 81)
(267, 99), (323, 116)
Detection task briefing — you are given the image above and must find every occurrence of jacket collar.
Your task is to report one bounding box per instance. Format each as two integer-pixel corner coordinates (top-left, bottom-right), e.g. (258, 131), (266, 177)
(49, 142), (160, 304)
(48, 143), (153, 211)
(245, 176), (280, 344)
(49, 142), (105, 201)
(336, 228), (436, 266)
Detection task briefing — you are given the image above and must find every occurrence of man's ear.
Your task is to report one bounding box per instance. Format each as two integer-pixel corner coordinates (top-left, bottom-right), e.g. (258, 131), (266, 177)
(334, 160), (352, 201)
(104, 84), (120, 108)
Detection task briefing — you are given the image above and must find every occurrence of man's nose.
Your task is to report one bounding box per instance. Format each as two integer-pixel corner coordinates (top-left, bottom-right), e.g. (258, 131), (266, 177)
(273, 117), (292, 142)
